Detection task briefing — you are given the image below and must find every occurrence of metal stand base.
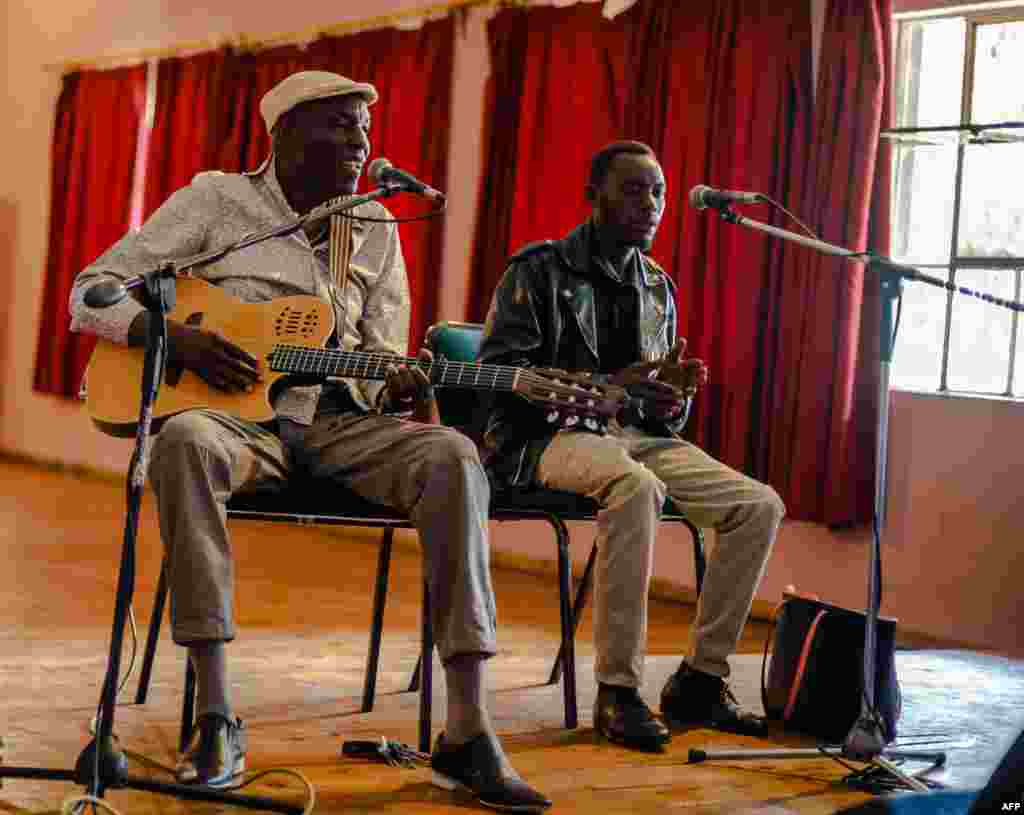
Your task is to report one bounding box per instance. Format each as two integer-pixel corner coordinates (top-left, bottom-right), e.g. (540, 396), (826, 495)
(687, 746), (945, 793)
(1, 739), (303, 814)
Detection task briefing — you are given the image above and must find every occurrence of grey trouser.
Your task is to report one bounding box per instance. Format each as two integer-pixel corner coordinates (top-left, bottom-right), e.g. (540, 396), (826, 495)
(536, 422), (785, 687)
(148, 408), (497, 663)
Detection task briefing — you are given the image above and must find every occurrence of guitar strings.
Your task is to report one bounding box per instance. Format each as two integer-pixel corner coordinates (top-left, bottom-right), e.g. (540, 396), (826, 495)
(267, 344), (617, 402)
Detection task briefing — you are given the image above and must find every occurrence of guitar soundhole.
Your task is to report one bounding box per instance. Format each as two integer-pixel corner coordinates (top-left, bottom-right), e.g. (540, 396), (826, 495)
(274, 306), (320, 339)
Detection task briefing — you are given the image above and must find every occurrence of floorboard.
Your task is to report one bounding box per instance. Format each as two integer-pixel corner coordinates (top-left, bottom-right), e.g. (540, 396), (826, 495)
(2, 458), (1021, 814)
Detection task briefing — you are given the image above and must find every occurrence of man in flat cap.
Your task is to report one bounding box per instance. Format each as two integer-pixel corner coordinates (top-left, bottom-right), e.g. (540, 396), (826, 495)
(71, 71), (550, 812)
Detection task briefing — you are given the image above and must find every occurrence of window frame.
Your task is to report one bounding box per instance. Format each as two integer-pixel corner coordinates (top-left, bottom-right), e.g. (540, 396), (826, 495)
(891, 5), (1024, 398)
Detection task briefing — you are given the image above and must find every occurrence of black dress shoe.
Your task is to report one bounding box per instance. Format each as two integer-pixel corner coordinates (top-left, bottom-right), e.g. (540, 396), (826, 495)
(175, 713), (246, 788)
(593, 685), (671, 752)
(660, 662), (766, 736)
(430, 731), (551, 812)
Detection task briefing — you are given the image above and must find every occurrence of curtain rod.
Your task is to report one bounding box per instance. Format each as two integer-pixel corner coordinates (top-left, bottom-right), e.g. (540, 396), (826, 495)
(46, 0), (522, 74)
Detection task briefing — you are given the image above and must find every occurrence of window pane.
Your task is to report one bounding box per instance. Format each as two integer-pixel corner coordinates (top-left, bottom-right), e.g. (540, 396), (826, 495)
(895, 18), (966, 129)
(891, 267), (949, 392)
(946, 267), (1017, 393)
(957, 142), (1024, 259)
(891, 143), (957, 264)
(972, 21), (1024, 124)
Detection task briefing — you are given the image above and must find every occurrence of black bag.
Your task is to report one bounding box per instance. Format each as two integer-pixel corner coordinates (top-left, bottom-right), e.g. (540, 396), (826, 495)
(761, 592), (902, 744)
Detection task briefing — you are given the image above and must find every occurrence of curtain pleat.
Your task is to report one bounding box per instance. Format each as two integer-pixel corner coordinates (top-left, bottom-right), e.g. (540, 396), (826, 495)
(34, 66), (146, 398)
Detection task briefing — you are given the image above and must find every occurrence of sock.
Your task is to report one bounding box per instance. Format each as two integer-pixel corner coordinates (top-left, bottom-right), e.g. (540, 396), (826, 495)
(188, 641), (233, 722)
(443, 653), (490, 745)
(598, 682), (643, 704)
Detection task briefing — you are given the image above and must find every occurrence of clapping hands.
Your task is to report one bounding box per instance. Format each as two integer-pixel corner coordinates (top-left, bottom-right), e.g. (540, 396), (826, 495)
(610, 337), (708, 420)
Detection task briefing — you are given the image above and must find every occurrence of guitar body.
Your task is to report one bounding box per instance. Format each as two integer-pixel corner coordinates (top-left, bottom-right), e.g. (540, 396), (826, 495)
(85, 278), (334, 436)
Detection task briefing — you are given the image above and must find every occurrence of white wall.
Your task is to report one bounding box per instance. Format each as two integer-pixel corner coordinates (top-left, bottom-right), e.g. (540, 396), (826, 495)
(2, 0), (1021, 655)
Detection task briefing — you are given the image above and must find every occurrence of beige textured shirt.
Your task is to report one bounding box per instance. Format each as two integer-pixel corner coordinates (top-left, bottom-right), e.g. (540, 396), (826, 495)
(70, 157), (410, 424)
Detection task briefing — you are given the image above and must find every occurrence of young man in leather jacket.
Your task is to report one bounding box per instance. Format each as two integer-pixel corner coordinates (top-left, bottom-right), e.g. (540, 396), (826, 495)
(477, 141), (785, 752)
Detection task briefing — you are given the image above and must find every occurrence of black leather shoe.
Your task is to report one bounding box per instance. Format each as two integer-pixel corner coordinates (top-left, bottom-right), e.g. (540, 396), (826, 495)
(431, 731), (551, 812)
(593, 685), (671, 752)
(175, 713), (246, 788)
(661, 662), (766, 736)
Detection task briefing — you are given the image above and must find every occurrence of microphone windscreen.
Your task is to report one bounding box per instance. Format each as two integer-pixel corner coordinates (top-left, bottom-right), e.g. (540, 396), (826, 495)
(688, 185), (712, 210)
(83, 278), (128, 309)
(367, 158), (392, 185)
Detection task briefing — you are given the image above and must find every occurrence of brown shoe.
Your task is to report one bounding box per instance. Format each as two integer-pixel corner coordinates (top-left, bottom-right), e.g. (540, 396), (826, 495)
(175, 713), (246, 788)
(660, 663), (766, 736)
(594, 685), (671, 752)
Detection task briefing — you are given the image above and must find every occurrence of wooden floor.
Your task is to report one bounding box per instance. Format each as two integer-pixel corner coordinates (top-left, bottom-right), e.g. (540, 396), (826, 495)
(1, 457), (1020, 815)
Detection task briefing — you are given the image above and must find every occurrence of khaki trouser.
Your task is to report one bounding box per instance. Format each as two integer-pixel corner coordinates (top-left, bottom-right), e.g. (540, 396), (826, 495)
(148, 409), (497, 663)
(536, 421), (785, 687)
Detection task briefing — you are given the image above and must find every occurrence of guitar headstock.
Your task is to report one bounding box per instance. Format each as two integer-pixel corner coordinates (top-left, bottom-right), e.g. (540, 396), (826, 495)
(516, 368), (630, 432)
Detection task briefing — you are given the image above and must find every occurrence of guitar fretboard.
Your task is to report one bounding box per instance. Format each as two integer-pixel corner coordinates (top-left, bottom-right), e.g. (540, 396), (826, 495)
(268, 344), (522, 392)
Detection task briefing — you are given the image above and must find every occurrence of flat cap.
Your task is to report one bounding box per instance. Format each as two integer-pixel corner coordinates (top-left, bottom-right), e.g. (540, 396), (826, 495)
(260, 70), (378, 133)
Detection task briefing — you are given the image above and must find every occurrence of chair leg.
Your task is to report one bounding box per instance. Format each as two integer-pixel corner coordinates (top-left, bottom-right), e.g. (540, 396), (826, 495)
(408, 657), (422, 692)
(419, 578), (433, 754)
(685, 519), (706, 598)
(536, 515), (578, 730)
(548, 538), (596, 687)
(179, 656), (197, 753)
(362, 529), (394, 713)
(135, 560), (169, 705)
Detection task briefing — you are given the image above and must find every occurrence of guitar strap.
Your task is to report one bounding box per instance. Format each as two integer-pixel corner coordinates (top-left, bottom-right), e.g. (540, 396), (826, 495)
(328, 202), (354, 316)
(322, 201), (359, 411)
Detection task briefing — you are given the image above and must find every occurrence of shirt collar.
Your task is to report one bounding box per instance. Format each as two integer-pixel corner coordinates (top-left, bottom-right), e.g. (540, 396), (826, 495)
(586, 218), (639, 285)
(250, 153), (366, 244)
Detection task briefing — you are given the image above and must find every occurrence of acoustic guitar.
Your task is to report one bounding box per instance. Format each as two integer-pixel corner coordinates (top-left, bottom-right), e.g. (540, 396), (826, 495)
(85, 278), (629, 437)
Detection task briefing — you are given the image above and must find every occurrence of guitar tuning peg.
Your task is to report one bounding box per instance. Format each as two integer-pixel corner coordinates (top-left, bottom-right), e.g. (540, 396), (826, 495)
(565, 414), (580, 427)
(584, 417), (598, 431)
(546, 410), (560, 424)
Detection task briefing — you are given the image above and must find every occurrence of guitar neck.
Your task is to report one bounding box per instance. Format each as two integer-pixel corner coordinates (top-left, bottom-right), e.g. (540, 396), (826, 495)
(268, 344), (522, 392)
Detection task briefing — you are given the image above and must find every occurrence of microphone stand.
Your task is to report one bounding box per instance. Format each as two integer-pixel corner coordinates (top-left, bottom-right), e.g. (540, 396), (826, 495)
(688, 203), (1023, 792)
(0, 185), (400, 813)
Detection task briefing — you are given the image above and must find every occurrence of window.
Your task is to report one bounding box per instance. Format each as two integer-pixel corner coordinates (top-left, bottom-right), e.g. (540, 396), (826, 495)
(889, 7), (1024, 397)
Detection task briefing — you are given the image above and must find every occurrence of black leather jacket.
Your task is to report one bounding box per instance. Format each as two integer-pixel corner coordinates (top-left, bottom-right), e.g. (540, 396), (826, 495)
(477, 220), (690, 487)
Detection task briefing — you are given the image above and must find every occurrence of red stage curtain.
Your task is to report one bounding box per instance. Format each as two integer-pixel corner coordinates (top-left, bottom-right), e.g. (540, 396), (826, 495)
(143, 49), (238, 217)
(470, 1), (900, 524)
(761, 0), (893, 525)
(33, 66), (146, 398)
(625, 1), (815, 486)
(467, 4), (630, 322)
(143, 21), (454, 350)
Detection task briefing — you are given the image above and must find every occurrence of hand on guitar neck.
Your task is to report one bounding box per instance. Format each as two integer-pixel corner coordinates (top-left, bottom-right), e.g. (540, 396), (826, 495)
(609, 338), (708, 420)
(129, 311), (263, 394)
(381, 348), (439, 424)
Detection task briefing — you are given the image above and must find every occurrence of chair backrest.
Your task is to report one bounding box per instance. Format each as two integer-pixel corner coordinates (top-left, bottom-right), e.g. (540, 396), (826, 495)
(424, 321), (486, 435)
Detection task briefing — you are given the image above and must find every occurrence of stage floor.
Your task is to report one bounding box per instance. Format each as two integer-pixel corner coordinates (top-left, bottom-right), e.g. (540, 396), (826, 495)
(2, 457), (1022, 814)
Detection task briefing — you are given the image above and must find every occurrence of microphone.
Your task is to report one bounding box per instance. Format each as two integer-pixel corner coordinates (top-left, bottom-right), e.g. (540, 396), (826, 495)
(368, 158), (445, 201)
(689, 184), (763, 210)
